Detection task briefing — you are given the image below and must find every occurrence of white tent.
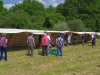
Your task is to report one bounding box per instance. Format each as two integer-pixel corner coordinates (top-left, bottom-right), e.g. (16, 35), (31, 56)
(0, 28), (99, 46)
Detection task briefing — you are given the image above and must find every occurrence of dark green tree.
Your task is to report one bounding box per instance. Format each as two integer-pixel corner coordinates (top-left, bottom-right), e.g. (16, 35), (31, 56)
(0, 10), (32, 29)
(56, 0), (100, 32)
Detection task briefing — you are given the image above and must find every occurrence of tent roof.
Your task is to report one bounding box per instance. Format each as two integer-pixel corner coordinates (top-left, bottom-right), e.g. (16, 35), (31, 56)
(46, 30), (70, 33)
(0, 28), (25, 33)
(0, 28), (100, 35)
(0, 28), (44, 34)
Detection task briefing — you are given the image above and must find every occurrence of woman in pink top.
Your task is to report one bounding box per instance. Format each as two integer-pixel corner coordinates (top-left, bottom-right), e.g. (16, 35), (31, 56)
(41, 33), (48, 56)
(0, 33), (8, 61)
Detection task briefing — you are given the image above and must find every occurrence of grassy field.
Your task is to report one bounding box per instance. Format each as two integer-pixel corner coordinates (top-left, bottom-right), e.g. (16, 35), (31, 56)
(0, 39), (100, 75)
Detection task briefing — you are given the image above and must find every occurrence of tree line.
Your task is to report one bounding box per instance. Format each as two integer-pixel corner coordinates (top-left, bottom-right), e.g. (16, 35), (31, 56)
(0, 0), (100, 32)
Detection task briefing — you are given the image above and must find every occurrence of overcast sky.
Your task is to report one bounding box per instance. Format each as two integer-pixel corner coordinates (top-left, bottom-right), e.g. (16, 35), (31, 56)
(3, 0), (65, 9)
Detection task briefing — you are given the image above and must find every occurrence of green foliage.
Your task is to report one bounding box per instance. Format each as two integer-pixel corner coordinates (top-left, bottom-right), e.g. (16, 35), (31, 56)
(43, 17), (53, 29)
(68, 19), (87, 31)
(56, 0), (100, 32)
(0, 0), (7, 16)
(10, 0), (45, 15)
(53, 22), (69, 31)
(0, 0), (100, 32)
(0, 10), (32, 29)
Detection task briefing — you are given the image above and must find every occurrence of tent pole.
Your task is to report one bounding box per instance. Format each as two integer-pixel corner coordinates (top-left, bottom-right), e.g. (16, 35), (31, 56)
(7, 33), (13, 46)
(85, 34), (90, 42)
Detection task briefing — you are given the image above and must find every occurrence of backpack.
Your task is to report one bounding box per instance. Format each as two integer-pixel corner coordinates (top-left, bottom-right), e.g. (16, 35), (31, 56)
(57, 38), (62, 47)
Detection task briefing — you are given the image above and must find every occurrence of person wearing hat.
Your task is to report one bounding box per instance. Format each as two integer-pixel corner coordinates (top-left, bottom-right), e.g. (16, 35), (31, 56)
(27, 33), (35, 56)
(0, 33), (8, 61)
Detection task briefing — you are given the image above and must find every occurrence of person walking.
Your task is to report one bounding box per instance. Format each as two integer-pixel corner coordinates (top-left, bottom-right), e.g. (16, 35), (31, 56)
(0, 33), (8, 61)
(56, 34), (64, 56)
(27, 33), (35, 56)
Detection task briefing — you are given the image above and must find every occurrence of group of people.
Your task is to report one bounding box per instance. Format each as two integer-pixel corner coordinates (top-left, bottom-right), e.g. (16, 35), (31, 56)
(59, 33), (85, 46)
(27, 32), (97, 57)
(27, 32), (64, 57)
(61, 33), (96, 47)
(0, 33), (8, 61)
(0, 32), (96, 61)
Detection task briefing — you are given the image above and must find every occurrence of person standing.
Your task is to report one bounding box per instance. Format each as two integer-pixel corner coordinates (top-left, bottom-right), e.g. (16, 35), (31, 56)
(73, 34), (77, 45)
(81, 34), (85, 46)
(0, 33), (8, 61)
(27, 33), (35, 56)
(41, 33), (48, 56)
(67, 33), (72, 46)
(47, 33), (52, 54)
(91, 34), (96, 47)
(56, 34), (64, 56)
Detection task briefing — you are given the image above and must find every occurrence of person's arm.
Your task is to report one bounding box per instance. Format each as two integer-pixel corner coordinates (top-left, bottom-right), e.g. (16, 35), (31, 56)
(41, 37), (44, 46)
(33, 41), (35, 47)
(56, 39), (57, 47)
(62, 39), (64, 47)
(4, 38), (7, 47)
(27, 39), (28, 44)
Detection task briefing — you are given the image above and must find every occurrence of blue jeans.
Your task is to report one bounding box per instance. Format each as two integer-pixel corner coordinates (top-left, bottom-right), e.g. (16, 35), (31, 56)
(56, 46), (62, 56)
(0, 46), (8, 61)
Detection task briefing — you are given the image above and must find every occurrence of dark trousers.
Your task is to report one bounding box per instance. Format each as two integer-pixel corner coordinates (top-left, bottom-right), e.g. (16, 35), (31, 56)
(92, 40), (96, 46)
(42, 45), (48, 56)
(74, 39), (77, 45)
(0, 46), (7, 61)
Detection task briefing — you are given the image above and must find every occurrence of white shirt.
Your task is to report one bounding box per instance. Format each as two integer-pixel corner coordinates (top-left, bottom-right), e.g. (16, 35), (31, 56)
(47, 35), (51, 41)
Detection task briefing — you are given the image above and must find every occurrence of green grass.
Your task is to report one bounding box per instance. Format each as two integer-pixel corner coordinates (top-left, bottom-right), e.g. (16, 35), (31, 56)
(0, 39), (100, 75)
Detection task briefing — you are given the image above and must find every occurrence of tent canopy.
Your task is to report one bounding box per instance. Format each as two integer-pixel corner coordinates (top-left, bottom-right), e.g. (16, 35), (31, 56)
(0, 28), (99, 46)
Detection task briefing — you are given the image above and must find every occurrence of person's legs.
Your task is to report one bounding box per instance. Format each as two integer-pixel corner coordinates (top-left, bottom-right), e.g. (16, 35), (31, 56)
(30, 45), (34, 56)
(0, 46), (4, 60)
(94, 41), (96, 46)
(42, 45), (45, 56)
(92, 40), (94, 46)
(47, 43), (50, 54)
(56, 47), (59, 56)
(3, 47), (7, 61)
(59, 47), (62, 56)
(0, 46), (2, 60)
(28, 45), (31, 55)
(82, 39), (84, 46)
(45, 45), (48, 56)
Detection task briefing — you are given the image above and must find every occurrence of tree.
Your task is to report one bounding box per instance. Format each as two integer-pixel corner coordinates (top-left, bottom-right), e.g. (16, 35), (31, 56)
(0, 10), (32, 29)
(53, 22), (69, 31)
(68, 19), (87, 31)
(0, 0), (7, 16)
(56, 0), (100, 32)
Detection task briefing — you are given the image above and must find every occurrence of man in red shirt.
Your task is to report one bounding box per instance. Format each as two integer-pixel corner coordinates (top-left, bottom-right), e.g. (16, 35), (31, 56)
(41, 33), (48, 56)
